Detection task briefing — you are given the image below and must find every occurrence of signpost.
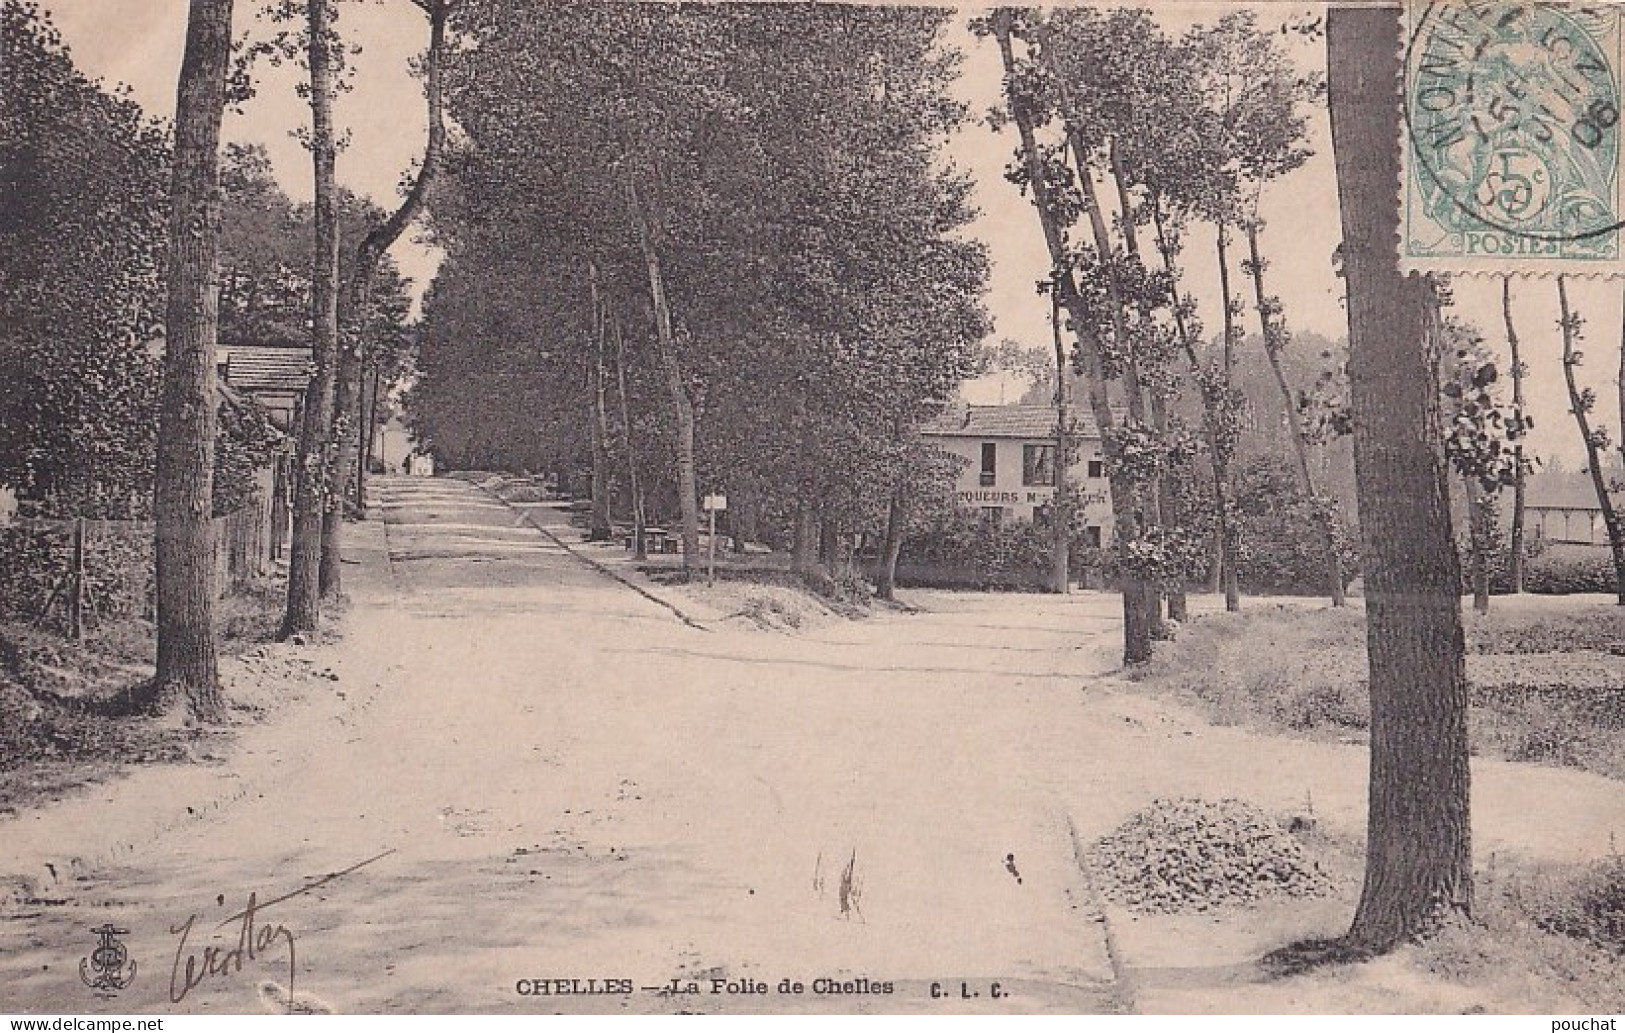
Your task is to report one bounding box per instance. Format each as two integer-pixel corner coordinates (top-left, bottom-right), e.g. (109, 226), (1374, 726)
(702, 494), (727, 585)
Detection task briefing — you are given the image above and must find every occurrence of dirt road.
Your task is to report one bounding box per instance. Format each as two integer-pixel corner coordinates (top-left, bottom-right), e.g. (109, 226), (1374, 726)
(0, 476), (1128, 1014)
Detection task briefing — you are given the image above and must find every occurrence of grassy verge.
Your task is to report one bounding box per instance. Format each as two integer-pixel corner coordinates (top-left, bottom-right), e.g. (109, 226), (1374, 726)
(0, 580), (287, 813)
(1126, 598), (1625, 1010)
(644, 565), (877, 629)
(477, 471), (881, 625)
(1417, 853), (1625, 1012)
(1128, 599), (1625, 781)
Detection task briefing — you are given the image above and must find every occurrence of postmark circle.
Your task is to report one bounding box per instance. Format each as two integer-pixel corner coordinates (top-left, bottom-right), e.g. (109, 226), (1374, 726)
(1404, 0), (1622, 244)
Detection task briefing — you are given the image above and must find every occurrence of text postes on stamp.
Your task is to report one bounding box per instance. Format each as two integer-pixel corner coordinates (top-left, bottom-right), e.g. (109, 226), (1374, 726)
(1403, 0), (1625, 275)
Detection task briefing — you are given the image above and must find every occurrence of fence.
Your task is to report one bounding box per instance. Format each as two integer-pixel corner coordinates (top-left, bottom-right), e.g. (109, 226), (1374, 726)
(0, 495), (271, 640)
(217, 499), (268, 592)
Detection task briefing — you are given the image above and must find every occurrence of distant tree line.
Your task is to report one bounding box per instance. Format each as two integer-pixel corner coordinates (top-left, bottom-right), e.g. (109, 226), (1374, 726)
(407, 2), (992, 591)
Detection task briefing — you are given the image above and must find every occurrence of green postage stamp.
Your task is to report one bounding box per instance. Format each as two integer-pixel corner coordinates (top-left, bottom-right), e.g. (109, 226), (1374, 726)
(1403, 0), (1625, 274)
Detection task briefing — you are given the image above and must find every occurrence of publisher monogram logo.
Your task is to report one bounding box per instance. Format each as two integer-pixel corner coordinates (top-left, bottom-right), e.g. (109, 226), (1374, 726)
(80, 923), (136, 995)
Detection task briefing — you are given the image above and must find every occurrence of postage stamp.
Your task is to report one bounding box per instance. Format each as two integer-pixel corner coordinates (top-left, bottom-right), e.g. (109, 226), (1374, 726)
(1402, 0), (1625, 275)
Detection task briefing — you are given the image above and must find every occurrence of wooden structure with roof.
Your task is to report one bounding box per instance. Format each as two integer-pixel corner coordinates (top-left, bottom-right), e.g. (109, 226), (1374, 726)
(217, 345), (313, 432)
(217, 344), (312, 562)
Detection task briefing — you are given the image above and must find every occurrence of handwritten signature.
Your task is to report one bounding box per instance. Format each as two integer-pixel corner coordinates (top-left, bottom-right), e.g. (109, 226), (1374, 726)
(168, 849), (395, 1007)
(169, 891), (295, 1005)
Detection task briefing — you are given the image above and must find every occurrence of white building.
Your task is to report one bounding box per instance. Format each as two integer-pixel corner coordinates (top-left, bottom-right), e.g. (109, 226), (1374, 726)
(920, 404), (1114, 545)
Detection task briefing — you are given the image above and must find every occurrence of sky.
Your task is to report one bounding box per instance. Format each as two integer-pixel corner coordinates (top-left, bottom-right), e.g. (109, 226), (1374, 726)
(41, 0), (1625, 466)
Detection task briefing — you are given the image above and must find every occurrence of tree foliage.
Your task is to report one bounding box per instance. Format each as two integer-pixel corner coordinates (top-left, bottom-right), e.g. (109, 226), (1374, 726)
(0, 2), (171, 516)
(411, 3), (990, 561)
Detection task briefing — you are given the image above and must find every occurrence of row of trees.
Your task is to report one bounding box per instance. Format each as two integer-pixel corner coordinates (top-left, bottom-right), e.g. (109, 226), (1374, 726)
(275, 0), (459, 641)
(178, 0), (457, 706)
(407, 2), (991, 595)
(981, 8), (1348, 663)
(984, 3), (1620, 958)
(979, 0), (1498, 963)
(985, 5), (1625, 659)
(2, 1), (446, 718)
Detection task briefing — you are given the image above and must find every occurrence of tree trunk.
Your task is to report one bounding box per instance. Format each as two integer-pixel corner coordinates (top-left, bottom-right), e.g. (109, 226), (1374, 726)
(731, 483), (756, 554)
(586, 263), (613, 541)
(819, 516), (839, 568)
(317, 368), (359, 596)
(627, 174), (700, 574)
(1330, 5), (1473, 951)
(1463, 475), (1492, 615)
(1166, 574), (1189, 622)
(1619, 279), (1625, 510)
(1145, 391), (1172, 637)
(1504, 277), (1526, 594)
(1245, 219), (1346, 607)
(1050, 292), (1070, 595)
(359, 363), (382, 512)
(791, 500), (818, 576)
(354, 364), (371, 508)
(1152, 392), (1189, 622)
(321, 0), (450, 600)
(1067, 124), (1161, 638)
(1217, 223), (1238, 383)
(1112, 153), (1185, 619)
(586, 376), (613, 540)
(151, 0), (233, 720)
(1212, 221), (1243, 610)
(992, 13), (1149, 664)
(610, 313), (646, 560)
(1558, 276), (1625, 604)
(281, 0), (341, 639)
(878, 483), (905, 602)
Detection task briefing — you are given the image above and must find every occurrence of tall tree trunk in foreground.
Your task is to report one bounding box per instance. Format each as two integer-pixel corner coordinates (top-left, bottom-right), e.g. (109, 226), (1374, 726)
(1245, 218), (1346, 607)
(281, 0), (341, 639)
(1559, 277), (1625, 604)
(1504, 277), (1526, 594)
(1330, 5), (1472, 951)
(628, 173), (700, 574)
(151, 0), (234, 719)
(322, 0), (454, 599)
(992, 11), (1150, 663)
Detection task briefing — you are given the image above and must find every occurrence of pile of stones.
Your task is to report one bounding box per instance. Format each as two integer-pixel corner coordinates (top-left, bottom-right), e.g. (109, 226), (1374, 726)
(1089, 797), (1334, 913)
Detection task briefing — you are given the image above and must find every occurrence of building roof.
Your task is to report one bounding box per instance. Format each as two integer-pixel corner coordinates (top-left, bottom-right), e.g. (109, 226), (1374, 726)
(219, 345), (313, 395)
(1524, 479), (1608, 510)
(920, 404), (1101, 440)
